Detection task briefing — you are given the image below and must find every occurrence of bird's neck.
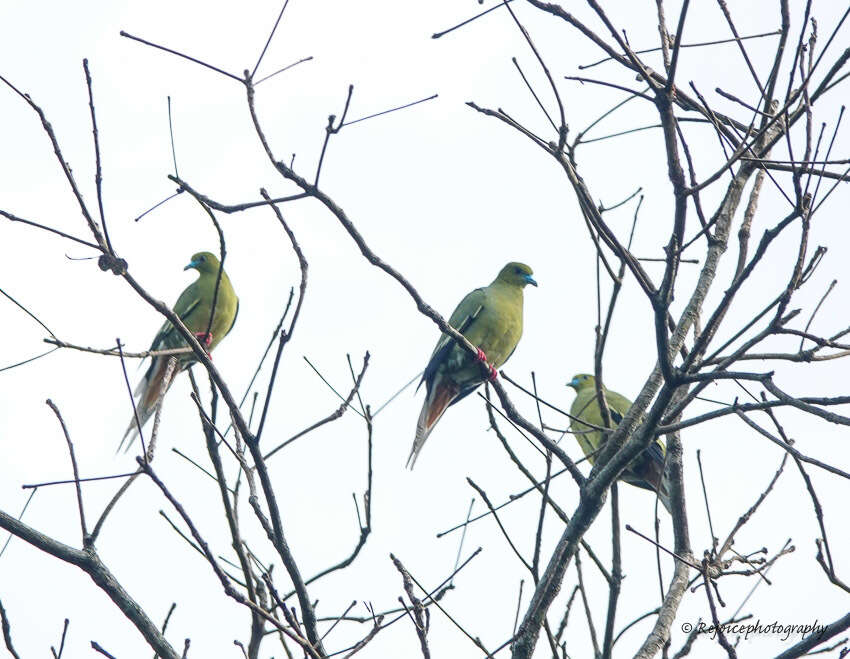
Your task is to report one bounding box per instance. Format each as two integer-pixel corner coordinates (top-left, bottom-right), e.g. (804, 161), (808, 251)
(201, 270), (231, 289)
(490, 279), (524, 300)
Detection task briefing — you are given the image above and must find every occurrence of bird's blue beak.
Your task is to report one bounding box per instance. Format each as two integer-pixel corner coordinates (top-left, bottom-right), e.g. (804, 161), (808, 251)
(569, 377), (580, 388)
(524, 274), (538, 287)
(184, 259), (201, 271)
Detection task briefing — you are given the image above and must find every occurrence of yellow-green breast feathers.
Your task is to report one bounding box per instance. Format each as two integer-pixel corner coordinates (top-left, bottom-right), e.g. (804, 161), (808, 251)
(119, 251), (239, 452)
(409, 262), (537, 468)
(568, 373), (671, 513)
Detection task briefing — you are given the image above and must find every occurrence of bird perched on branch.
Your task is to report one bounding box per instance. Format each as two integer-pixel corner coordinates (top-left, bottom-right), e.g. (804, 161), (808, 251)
(118, 251), (239, 453)
(568, 373), (671, 513)
(408, 262), (537, 468)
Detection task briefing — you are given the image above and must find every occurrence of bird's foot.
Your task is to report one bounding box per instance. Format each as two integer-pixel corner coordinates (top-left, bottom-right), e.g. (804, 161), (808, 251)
(194, 332), (213, 356)
(194, 332), (213, 346)
(474, 348), (498, 381)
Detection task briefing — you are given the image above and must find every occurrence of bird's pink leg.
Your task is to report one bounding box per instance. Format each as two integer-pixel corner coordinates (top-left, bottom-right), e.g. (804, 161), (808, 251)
(475, 348), (498, 381)
(194, 332), (213, 356)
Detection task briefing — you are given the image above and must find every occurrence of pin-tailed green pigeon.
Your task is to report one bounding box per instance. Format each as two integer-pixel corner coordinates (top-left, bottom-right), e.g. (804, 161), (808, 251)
(409, 262), (537, 467)
(568, 373), (671, 512)
(119, 251), (238, 452)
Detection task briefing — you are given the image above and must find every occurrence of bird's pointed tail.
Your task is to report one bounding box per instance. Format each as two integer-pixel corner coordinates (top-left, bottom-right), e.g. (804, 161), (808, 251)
(622, 440), (674, 514)
(116, 356), (175, 454)
(407, 380), (458, 469)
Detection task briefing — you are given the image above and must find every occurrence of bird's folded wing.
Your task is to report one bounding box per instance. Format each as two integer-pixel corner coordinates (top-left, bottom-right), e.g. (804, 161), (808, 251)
(150, 296), (201, 351)
(420, 288), (486, 391)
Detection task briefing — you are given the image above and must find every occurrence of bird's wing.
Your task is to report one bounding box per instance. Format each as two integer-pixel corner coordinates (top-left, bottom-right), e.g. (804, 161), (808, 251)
(605, 390), (632, 422)
(439, 288), (487, 354)
(139, 285), (203, 390)
(419, 287), (486, 393)
(604, 388), (666, 464)
(603, 388), (669, 504)
(150, 283), (203, 351)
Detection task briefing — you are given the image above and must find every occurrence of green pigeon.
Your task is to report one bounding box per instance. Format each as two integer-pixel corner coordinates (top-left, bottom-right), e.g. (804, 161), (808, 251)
(568, 373), (671, 513)
(408, 262), (537, 468)
(119, 251), (239, 452)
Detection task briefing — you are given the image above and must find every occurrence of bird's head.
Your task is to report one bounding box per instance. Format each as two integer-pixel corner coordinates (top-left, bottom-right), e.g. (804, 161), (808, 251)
(184, 251), (221, 275)
(497, 262), (537, 288)
(568, 373), (595, 391)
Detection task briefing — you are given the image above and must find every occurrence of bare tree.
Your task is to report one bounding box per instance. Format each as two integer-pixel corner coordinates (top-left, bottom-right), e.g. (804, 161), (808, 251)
(2, 1), (850, 657)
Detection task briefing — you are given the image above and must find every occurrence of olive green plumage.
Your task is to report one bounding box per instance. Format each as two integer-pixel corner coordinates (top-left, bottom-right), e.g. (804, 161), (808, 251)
(568, 373), (671, 513)
(119, 251), (239, 452)
(409, 262), (537, 467)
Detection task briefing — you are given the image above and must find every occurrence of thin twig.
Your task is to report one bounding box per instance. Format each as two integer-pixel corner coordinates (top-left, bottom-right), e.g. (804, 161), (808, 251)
(251, 0), (291, 78)
(120, 31), (241, 82)
(0, 600), (21, 659)
(46, 400), (88, 542)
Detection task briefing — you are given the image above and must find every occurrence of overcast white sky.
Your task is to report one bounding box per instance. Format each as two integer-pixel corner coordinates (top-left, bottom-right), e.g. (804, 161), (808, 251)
(2, 1), (849, 657)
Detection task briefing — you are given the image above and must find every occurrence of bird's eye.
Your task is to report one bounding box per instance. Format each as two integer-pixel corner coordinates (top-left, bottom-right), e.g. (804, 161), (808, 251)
(514, 266), (522, 274)
(199, 255), (206, 262)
